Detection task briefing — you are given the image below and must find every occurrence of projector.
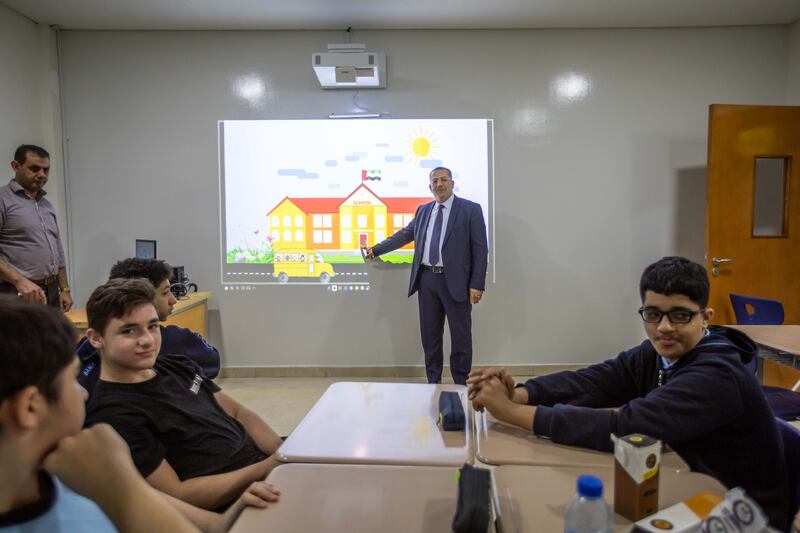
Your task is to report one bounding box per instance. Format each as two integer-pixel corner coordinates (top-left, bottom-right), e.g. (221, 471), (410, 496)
(312, 44), (386, 89)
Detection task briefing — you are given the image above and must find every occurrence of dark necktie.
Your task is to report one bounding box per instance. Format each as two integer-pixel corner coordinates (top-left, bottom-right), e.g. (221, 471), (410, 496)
(428, 204), (445, 266)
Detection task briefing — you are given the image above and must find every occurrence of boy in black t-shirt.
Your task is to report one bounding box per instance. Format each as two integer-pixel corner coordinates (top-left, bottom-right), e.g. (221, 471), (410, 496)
(84, 278), (283, 511)
(0, 295), (280, 532)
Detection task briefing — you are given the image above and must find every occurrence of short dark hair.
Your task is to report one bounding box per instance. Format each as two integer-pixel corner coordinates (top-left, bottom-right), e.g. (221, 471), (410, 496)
(87, 278), (156, 335)
(639, 256), (710, 308)
(109, 258), (172, 287)
(14, 144), (50, 164)
(0, 296), (76, 403)
(429, 167), (452, 180)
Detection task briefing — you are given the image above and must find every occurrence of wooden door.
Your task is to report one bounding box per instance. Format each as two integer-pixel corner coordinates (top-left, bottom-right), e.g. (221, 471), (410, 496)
(706, 105), (800, 324)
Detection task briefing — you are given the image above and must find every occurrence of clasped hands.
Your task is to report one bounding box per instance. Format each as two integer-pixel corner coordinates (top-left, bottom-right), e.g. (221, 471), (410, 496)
(467, 367), (516, 412)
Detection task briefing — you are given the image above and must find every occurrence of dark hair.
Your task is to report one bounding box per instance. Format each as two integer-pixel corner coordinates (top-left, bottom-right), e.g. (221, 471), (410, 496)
(87, 278), (156, 335)
(109, 258), (172, 287)
(0, 296), (76, 403)
(428, 167), (452, 180)
(14, 144), (50, 164)
(639, 256), (710, 308)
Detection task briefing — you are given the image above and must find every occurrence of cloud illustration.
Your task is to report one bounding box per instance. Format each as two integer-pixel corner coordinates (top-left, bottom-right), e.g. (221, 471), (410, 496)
(345, 152), (368, 162)
(278, 169), (319, 179)
(419, 159), (443, 168)
(325, 160), (338, 167)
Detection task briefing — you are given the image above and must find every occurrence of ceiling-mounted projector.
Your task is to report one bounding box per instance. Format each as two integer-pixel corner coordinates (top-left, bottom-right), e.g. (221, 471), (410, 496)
(313, 44), (386, 89)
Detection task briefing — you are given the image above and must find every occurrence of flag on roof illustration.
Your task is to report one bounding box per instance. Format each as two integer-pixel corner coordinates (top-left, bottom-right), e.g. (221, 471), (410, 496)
(361, 169), (382, 181)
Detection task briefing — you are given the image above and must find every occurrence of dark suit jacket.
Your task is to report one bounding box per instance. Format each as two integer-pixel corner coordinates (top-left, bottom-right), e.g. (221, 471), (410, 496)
(372, 195), (488, 302)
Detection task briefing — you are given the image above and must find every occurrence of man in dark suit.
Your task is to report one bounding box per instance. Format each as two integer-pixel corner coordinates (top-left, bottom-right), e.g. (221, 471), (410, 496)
(365, 167), (488, 384)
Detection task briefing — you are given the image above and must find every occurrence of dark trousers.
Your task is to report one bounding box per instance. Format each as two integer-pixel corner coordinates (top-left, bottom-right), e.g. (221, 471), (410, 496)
(417, 269), (472, 385)
(0, 280), (60, 308)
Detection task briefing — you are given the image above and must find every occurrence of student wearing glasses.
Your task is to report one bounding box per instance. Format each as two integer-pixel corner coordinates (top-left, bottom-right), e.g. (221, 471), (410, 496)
(467, 256), (791, 531)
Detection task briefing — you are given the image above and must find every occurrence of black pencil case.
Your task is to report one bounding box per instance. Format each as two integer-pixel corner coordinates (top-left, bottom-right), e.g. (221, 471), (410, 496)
(452, 463), (492, 533)
(439, 391), (466, 431)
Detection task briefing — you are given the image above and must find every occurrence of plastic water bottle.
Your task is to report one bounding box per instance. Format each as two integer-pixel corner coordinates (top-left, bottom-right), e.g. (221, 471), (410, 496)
(564, 475), (613, 533)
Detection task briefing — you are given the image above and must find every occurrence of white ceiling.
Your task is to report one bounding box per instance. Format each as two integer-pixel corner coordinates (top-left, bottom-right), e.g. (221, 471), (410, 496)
(4, 0), (800, 31)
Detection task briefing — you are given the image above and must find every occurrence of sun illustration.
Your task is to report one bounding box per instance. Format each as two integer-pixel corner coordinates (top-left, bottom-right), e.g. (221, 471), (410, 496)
(412, 137), (430, 157)
(404, 128), (439, 165)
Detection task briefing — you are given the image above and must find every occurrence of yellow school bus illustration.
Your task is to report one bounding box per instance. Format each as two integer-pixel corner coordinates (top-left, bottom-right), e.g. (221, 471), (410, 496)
(272, 250), (335, 283)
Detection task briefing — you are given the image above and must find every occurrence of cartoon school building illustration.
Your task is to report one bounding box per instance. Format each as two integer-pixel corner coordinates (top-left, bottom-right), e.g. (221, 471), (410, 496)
(267, 183), (428, 251)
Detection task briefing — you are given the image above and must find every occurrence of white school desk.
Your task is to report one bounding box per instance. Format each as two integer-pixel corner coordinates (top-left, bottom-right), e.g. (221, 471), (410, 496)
(231, 463), (460, 533)
(493, 465), (726, 533)
(729, 325), (800, 355)
(276, 382), (473, 466)
(475, 411), (689, 471)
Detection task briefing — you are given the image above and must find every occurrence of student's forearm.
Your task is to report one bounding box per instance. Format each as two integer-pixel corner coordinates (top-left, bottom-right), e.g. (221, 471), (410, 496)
(170, 457), (275, 510)
(161, 492), (225, 533)
(512, 386), (529, 404)
(236, 408), (282, 454)
(96, 475), (199, 533)
(492, 403), (535, 432)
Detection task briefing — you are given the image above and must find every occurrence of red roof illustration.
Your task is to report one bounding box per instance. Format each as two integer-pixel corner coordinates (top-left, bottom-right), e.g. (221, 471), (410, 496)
(288, 197), (342, 213)
(268, 183), (429, 216)
(382, 197), (428, 213)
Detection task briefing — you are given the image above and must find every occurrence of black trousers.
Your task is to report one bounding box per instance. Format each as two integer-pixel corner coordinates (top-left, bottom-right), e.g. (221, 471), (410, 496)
(0, 280), (60, 308)
(417, 269), (472, 385)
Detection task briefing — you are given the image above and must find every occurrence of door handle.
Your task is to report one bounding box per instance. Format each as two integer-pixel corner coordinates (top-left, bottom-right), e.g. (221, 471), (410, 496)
(712, 257), (735, 266)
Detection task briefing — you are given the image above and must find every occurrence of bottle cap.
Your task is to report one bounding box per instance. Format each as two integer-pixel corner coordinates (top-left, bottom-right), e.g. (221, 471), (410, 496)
(576, 475), (604, 498)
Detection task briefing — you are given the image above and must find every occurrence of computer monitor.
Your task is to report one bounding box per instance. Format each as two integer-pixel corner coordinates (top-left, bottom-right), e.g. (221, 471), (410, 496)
(135, 239), (157, 259)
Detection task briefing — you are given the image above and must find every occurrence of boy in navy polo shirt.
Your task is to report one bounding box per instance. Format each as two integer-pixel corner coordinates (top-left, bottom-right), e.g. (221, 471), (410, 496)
(78, 257), (221, 398)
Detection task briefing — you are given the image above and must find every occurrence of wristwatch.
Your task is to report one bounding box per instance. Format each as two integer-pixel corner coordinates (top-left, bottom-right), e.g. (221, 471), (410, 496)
(59, 287), (70, 293)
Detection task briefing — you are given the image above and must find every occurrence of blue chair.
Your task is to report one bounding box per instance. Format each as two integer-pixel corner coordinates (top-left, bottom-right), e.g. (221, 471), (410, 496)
(775, 418), (800, 516)
(729, 293), (784, 325)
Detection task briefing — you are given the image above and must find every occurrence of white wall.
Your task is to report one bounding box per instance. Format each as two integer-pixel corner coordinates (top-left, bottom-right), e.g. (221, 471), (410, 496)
(59, 26), (790, 367)
(0, 4), (67, 267)
(788, 19), (800, 103)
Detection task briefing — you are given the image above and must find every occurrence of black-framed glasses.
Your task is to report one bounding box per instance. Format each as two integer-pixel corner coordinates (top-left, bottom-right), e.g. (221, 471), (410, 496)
(638, 306), (704, 324)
